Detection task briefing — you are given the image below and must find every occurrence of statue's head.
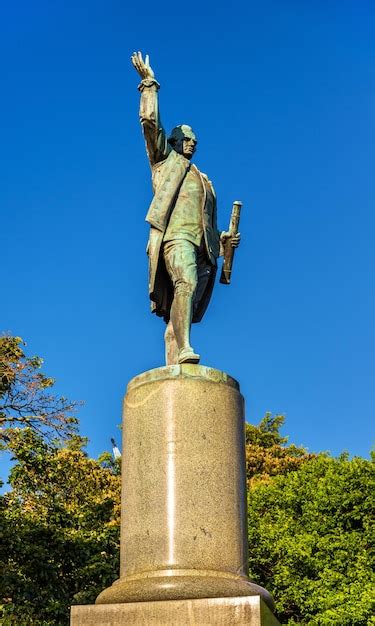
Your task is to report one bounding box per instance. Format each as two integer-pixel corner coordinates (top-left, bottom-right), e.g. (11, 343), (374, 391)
(168, 125), (197, 160)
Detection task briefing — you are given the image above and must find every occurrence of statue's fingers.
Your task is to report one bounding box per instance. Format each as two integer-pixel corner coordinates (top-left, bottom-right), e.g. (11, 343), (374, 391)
(132, 53), (146, 76)
(133, 60), (143, 75)
(138, 51), (150, 77)
(145, 54), (150, 67)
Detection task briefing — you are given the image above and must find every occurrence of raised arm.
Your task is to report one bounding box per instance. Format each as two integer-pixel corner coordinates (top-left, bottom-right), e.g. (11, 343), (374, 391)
(131, 52), (170, 166)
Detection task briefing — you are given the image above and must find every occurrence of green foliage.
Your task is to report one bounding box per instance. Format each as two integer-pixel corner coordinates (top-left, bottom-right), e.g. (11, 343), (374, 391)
(0, 335), (80, 446)
(0, 429), (121, 625)
(246, 414), (314, 486)
(247, 453), (375, 624)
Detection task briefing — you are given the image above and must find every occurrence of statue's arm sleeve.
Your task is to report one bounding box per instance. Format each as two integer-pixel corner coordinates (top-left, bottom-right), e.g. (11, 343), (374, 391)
(139, 79), (170, 166)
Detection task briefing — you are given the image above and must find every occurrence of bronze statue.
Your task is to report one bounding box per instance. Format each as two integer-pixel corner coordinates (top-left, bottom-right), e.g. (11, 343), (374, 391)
(131, 52), (241, 365)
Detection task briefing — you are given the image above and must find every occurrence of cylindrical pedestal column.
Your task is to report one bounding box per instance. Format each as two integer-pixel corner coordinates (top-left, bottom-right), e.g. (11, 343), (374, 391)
(96, 364), (273, 610)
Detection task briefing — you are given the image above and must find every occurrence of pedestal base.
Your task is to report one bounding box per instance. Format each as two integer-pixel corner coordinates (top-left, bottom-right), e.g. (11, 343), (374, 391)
(95, 568), (274, 608)
(71, 595), (280, 625)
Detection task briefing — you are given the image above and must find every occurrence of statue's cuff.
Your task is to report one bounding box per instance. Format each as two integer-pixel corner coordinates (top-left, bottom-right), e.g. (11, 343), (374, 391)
(138, 78), (160, 92)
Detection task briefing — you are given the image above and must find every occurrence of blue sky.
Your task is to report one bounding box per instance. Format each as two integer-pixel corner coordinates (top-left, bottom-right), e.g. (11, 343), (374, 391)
(1, 1), (374, 479)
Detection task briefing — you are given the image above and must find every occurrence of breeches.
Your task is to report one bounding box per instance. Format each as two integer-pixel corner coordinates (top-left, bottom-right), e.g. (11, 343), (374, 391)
(163, 239), (213, 307)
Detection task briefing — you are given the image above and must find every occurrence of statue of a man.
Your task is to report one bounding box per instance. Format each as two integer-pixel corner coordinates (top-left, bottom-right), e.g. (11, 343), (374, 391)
(131, 52), (240, 365)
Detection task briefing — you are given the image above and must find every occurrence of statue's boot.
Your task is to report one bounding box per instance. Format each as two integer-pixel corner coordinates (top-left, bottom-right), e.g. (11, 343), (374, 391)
(178, 346), (200, 364)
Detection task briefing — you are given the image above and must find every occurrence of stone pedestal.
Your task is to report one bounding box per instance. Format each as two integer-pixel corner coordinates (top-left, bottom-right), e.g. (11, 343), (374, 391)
(71, 595), (280, 625)
(71, 365), (278, 624)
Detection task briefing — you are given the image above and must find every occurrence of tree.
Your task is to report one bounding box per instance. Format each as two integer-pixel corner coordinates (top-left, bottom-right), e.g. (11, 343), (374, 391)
(246, 413), (314, 487)
(247, 453), (375, 625)
(0, 336), (79, 446)
(1, 429), (121, 625)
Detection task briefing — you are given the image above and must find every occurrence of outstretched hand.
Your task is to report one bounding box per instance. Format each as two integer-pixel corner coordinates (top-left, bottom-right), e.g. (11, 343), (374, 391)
(131, 51), (155, 80)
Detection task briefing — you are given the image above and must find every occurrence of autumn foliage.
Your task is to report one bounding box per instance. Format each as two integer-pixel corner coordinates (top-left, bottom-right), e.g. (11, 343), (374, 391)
(245, 413), (315, 487)
(0, 336), (79, 445)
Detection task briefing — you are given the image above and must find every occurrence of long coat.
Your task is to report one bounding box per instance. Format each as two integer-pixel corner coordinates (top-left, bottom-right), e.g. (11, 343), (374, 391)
(139, 82), (221, 323)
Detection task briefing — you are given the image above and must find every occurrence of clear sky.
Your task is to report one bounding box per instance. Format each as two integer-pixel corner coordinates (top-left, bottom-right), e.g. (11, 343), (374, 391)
(1, 1), (374, 478)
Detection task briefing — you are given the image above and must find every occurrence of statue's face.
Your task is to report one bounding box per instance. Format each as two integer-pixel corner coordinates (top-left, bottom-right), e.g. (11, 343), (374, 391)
(173, 125), (197, 160)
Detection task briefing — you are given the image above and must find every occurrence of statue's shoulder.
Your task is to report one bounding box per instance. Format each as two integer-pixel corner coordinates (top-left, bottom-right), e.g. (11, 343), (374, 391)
(197, 169), (211, 183)
(198, 170), (216, 196)
(151, 150), (191, 193)
(151, 149), (183, 172)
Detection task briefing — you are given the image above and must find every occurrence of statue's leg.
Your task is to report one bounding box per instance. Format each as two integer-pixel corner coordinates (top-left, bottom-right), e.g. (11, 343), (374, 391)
(164, 321), (179, 365)
(164, 240), (200, 364)
(169, 290), (195, 355)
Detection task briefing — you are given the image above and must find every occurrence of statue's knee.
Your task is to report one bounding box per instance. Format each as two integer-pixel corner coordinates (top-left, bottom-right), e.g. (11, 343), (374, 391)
(174, 276), (197, 296)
